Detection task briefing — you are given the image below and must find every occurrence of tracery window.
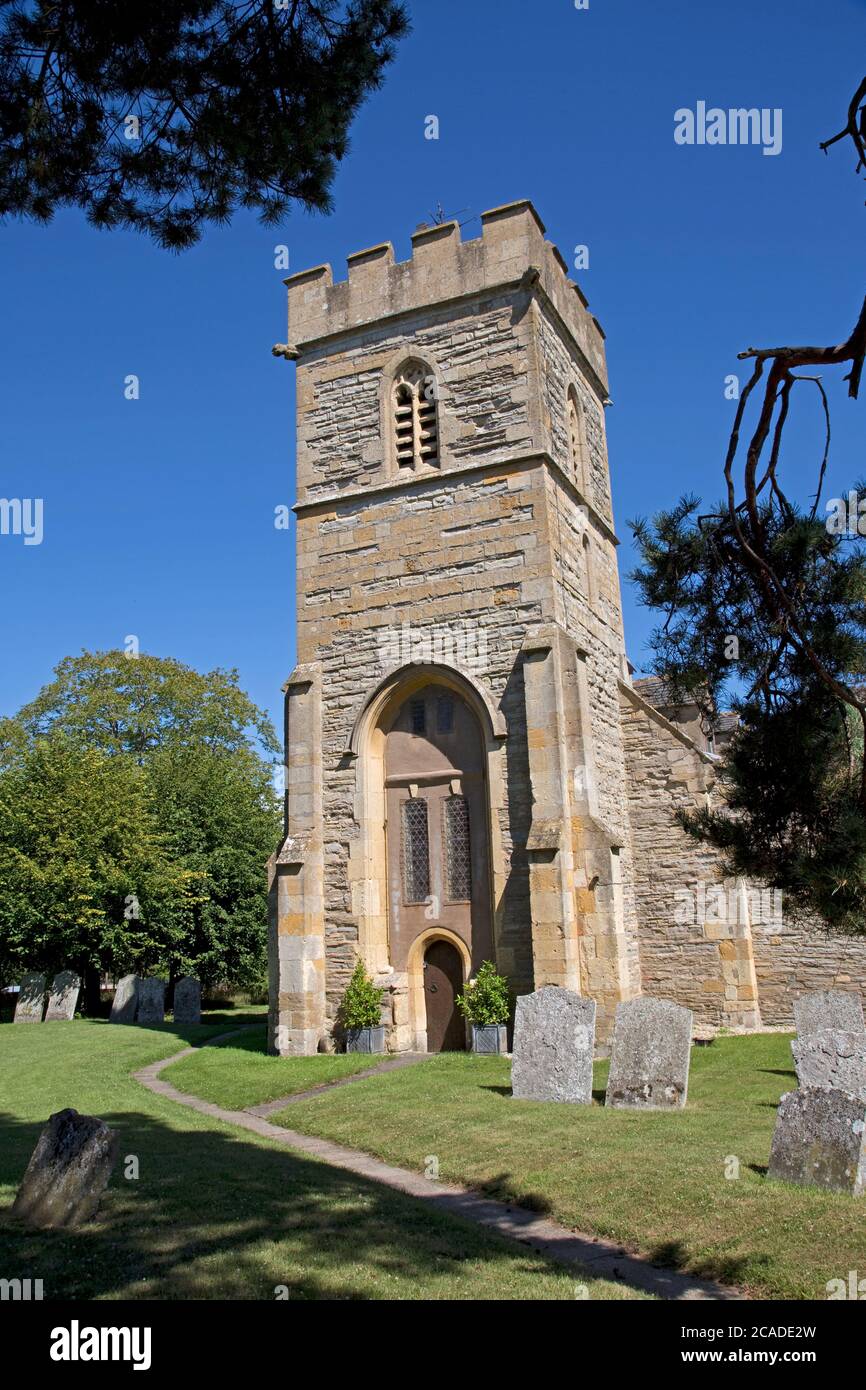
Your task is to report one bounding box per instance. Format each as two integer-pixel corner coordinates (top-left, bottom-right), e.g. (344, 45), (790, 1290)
(393, 362), (439, 469)
(401, 797), (430, 903)
(443, 794), (471, 901)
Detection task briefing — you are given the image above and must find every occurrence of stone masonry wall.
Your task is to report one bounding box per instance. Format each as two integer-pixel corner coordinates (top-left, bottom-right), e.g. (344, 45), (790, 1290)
(619, 685), (759, 1027)
(298, 463), (548, 1022)
(297, 295), (533, 500)
(537, 301), (641, 996)
(751, 919), (866, 1024)
(620, 684), (866, 1026)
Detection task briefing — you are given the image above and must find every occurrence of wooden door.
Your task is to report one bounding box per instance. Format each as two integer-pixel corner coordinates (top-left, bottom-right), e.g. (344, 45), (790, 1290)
(423, 940), (466, 1052)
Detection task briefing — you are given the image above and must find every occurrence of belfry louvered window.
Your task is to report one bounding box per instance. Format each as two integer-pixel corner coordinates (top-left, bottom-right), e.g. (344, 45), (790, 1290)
(443, 795), (472, 901)
(401, 797), (430, 902)
(393, 363), (439, 469)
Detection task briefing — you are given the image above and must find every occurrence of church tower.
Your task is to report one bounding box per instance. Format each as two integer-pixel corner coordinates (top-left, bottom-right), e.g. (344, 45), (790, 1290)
(269, 199), (643, 1055)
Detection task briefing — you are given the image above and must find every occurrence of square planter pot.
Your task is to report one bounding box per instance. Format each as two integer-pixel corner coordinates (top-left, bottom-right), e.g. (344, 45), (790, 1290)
(471, 1023), (508, 1055)
(345, 1025), (386, 1054)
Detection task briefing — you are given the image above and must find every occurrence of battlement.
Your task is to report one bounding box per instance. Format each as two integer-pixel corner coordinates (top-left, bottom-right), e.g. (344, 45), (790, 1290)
(283, 200), (607, 393)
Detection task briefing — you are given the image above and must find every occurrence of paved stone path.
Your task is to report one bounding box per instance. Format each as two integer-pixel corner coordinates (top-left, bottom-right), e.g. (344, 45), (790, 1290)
(134, 1029), (742, 1302)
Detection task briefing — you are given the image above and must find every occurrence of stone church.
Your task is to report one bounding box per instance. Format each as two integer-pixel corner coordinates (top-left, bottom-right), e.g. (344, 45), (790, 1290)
(268, 199), (866, 1056)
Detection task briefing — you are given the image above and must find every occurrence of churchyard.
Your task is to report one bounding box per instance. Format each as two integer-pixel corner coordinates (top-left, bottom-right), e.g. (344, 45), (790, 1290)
(4, 998), (866, 1301)
(164, 1023), (866, 1301)
(0, 1019), (632, 1301)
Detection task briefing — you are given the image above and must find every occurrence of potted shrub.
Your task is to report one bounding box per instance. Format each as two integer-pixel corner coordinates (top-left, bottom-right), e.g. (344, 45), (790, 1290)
(339, 960), (385, 1053)
(456, 961), (510, 1054)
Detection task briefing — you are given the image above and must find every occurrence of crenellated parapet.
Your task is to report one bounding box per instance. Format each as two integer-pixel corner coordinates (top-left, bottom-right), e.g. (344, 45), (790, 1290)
(282, 199), (608, 395)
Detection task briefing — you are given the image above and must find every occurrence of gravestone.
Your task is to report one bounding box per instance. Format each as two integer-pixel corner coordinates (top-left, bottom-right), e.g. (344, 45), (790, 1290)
(173, 976), (201, 1025)
(768, 1087), (866, 1196)
(44, 971), (81, 1022)
(11, 1108), (120, 1227)
(136, 977), (167, 1024)
(793, 990), (864, 1038)
(791, 1030), (866, 1101)
(510, 986), (595, 1104)
(109, 974), (140, 1024)
(13, 973), (46, 1023)
(605, 997), (693, 1109)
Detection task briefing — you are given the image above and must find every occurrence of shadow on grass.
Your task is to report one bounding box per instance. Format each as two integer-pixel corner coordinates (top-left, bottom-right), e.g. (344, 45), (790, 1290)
(477, 1172), (553, 1214)
(189, 1026), (267, 1054)
(758, 1069), (796, 1080)
(0, 1107), (582, 1301)
(646, 1238), (765, 1289)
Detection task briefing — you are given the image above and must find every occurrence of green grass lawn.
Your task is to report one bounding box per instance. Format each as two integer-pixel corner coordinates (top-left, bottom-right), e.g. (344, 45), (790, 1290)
(210, 1032), (866, 1301)
(165, 1025), (377, 1107)
(0, 1020), (644, 1300)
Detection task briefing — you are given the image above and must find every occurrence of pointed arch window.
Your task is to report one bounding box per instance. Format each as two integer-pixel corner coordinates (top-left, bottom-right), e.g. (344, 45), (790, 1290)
(567, 385), (587, 492)
(392, 361), (439, 470)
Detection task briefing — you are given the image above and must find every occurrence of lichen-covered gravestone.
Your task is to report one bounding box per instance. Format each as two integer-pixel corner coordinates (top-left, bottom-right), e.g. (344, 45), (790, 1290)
(136, 977), (167, 1024)
(11, 1108), (120, 1226)
(793, 990), (864, 1038)
(13, 973), (46, 1023)
(109, 974), (140, 1024)
(605, 997), (693, 1109)
(511, 986), (596, 1104)
(173, 976), (201, 1025)
(768, 1088), (866, 1195)
(791, 1030), (866, 1101)
(44, 971), (81, 1022)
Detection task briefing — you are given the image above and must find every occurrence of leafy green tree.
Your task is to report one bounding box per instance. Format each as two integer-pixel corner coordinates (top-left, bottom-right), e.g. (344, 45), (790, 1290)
(0, 0), (408, 249)
(0, 651), (282, 1000)
(629, 80), (866, 934)
(0, 734), (202, 986)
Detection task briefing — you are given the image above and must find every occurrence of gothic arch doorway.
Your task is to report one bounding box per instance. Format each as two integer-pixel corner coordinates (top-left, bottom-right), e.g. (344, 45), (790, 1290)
(423, 939), (466, 1052)
(381, 679), (493, 1049)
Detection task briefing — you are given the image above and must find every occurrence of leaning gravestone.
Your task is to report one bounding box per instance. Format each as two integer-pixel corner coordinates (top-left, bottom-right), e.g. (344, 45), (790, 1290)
(136, 977), (167, 1024)
(768, 1087), (866, 1196)
(173, 976), (201, 1025)
(109, 974), (140, 1024)
(511, 986), (596, 1104)
(793, 990), (864, 1038)
(791, 1030), (866, 1102)
(13, 973), (46, 1023)
(11, 1108), (120, 1227)
(605, 997), (693, 1109)
(44, 971), (81, 1022)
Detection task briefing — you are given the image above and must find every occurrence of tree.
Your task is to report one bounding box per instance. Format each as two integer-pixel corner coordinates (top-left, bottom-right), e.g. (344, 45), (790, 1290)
(629, 78), (866, 935)
(0, 0), (408, 249)
(0, 651), (282, 999)
(0, 733), (202, 987)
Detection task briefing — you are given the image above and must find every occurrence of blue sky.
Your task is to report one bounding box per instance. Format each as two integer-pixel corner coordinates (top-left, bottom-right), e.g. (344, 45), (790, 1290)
(1, 0), (864, 736)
